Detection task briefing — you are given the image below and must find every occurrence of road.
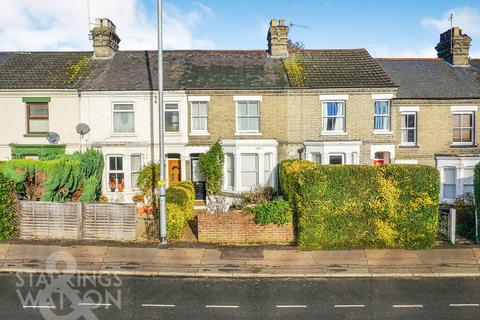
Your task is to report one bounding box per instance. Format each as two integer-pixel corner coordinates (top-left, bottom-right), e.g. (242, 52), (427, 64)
(1, 273), (480, 319)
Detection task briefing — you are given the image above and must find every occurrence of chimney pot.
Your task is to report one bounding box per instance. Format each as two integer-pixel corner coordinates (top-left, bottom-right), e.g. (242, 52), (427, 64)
(267, 18), (289, 58)
(90, 18), (120, 58)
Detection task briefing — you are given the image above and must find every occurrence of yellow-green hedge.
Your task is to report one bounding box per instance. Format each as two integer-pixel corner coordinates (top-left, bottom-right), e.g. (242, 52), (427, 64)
(280, 160), (440, 249)
(166, 181), (195, 239)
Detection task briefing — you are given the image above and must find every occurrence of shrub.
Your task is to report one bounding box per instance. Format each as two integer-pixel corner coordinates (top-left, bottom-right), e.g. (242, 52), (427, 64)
(166, 181), (195, 239)
(453, 193), (476, 240)
(0, 172), (16, 239)
(0, 149), (103, 202)
(199, 141), (224, 196)
(280, 161), (439, 249)
(240, 186), (276, 206)
(136, 163), (160, 209)
(248, 199), (292, 225)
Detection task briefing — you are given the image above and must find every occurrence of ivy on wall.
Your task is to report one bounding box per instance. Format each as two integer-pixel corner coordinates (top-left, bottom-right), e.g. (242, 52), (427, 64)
(199, 141), (224, 196)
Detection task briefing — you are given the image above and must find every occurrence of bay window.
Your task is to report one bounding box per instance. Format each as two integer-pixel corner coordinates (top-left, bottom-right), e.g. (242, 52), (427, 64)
(108, 156), (124, 190)
(442, 168), (456, 200)
(241, 154), (258, 189)
(131, 154), (142, 189)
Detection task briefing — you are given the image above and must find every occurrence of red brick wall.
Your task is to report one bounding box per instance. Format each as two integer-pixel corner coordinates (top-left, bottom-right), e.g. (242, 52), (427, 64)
(197, 211), (294, 244)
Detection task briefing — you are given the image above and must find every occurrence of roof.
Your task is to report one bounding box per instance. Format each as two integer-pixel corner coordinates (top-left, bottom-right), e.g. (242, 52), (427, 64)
(82, 50), (290, 91)
(376, 59), (480, 99)
(0, 52), (98, 90)
(284, 49), (396, 88)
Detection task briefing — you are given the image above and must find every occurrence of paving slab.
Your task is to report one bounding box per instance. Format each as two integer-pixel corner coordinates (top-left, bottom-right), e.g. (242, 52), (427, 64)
(0, 244), (10, 260)
(104, 247), (158, 263)
(6, 244), (63, 261)
(365, 249), (419, 259)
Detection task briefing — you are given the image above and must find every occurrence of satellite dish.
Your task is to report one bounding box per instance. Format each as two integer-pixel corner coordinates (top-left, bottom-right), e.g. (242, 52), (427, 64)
(76, 123), (91, 136)
(46, 132), (60, 144)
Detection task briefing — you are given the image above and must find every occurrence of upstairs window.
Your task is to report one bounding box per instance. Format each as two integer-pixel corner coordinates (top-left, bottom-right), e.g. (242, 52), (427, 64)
(322, 101), (345, 132)
(453, 112), (474, 145)
(165, 103), (180, 132)
(401, 113), (416, 146)
(27, 103), (49, 134)
(191, 101), (208, 133)
(374, 100), (390, 131)
(113, 103), (134, 133)
(237, 101), (260, 133)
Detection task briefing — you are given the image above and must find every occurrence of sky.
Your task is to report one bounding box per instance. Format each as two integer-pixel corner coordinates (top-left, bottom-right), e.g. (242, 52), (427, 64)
(0, 0), (479, 58)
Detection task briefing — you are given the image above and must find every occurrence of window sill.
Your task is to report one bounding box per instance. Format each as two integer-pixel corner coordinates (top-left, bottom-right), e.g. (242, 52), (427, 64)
(110, 133), (137, 138)
(451, 143), (477, 148)
(23, 133), (47, 137)
(235, 132), (262, 136)
(189, 132), (210, 137)
(321, 131), (348, 136)
(165, 132), (182, 136)
(373, 130), (393, 135)
(399, 144), (419, 148)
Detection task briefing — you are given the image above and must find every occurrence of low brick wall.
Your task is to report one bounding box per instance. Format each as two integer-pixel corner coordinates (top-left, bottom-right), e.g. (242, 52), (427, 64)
(197, 211), (294, 244)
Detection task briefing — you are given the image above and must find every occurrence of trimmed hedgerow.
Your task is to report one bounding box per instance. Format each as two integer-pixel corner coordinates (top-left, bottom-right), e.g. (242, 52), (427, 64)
(199, 141), (224, 196)
(280, 160), (439, 249)
(166, 181), (195, 239)
(248, 199), (293, 226)
(0, 172), (16, 239)
(0, 149), (103, 202)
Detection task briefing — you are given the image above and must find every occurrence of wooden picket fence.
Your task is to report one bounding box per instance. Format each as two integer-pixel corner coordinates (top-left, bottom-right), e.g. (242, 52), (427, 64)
(18, 201), (136, 241)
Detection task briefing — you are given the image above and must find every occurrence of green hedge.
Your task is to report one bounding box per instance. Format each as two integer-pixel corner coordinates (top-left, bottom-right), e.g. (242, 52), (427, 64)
(474, 163), (480, 218)
(248, 199), (293, 226)
(0, 149), (103, 202)
(0, 172), (16, 239)
(280, 160), (440, 249)
(166, 181), (195, 239)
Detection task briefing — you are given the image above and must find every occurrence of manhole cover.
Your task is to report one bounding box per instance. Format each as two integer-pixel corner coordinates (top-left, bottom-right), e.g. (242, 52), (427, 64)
(221, 247), (264, 260)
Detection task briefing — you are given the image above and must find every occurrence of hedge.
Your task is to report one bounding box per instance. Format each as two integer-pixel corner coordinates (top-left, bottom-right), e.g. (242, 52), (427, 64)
(166, 181), (195, 239)
(248, 199), (293, 226)
(0, 149), (104, 202)
(0, 172), (16, 239)
(280, 160), (440, 249)
(474, 163), (480, 218)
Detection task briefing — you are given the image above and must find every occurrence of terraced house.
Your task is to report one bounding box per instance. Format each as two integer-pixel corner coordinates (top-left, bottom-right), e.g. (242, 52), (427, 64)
(0, 18), (479, 203)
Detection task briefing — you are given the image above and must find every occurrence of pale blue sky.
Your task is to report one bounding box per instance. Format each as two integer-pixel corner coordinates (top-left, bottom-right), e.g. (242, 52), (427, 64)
(1, 0), (479, 57)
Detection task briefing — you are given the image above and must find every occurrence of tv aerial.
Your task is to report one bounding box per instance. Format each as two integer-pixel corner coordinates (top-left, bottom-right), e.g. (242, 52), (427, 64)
(288, 0), (310, 29)
(46, 132), (60, 144)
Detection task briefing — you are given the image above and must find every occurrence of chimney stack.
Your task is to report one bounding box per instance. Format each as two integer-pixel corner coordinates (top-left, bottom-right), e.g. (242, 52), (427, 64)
(90, 18), (120, 58)
(267, 19), (289, 58)
(435, 27), (471, 65)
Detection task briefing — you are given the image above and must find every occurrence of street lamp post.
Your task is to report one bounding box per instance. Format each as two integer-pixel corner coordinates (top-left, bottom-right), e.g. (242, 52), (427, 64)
(157, 0), (167, 244)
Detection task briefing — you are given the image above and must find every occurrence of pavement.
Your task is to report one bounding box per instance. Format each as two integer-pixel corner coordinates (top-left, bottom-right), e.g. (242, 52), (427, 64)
(1, 242), (480, 277)
(4, 275), (480, 319)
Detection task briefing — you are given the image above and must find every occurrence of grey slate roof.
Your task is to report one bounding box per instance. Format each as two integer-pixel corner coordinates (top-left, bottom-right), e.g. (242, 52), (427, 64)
(284, 49), (396, 88)
(376, 59), (480, 99)
(0, 52), (97, 89)
(82, 50), (290, 90)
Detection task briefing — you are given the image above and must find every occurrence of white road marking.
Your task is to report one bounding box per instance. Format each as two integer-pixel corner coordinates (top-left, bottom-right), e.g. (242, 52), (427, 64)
(276, 305), (307, 308)
(449, 304), (479, 307)
(392, 304), (423, 308)
(22, 305), (55, 309)
(142, 304), (176, 308)
(205, 305), (239, 308)
(78, 303), (112, 307)
(334, 304), (365, 308)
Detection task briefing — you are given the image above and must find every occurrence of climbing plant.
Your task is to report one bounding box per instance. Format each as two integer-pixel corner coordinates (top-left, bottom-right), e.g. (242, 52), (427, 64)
(198, 141), (224, 196)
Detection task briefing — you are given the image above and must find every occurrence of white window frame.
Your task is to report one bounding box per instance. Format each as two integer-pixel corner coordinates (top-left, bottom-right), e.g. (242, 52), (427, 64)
(328, 153), (345, 164)
(452, 111), (474, 146)
(463, 167), (474, 195)
(264, 153), (273, 187)
(240, 153), (259, 189)
(400, 112), (417, 146)
(236, 101), (261, 135)
(311, 153), (322, 164)
(112, 103), (135, 134)
(224, 153), (235, 191)
(165, 103), (180, 133)
(322, 101), (346, 134)
(130, 154), (142, 190)
(107, 155), (124, 191)
(373, 100), (391, 132)
(190, 101), (209, 135)
(442, 167), (457, 201)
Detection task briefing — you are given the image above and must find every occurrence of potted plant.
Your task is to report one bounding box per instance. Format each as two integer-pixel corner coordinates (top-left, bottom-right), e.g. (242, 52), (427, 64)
(109, 180), (116, 192)
(117, 181), (125, 192)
